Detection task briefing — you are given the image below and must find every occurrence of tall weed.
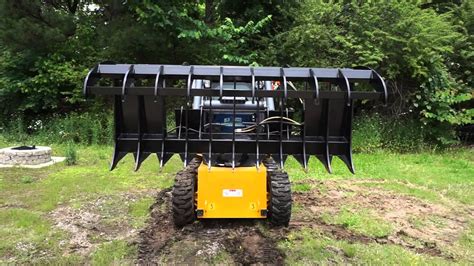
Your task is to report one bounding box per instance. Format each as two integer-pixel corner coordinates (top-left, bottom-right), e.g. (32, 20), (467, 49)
(0, 112), (113, 146)
(353, 114), (428, 153)
(65, 142), (77, 165)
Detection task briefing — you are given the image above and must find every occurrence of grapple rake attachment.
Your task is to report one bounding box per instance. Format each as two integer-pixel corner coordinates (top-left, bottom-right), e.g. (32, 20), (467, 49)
(84, 64), (387, 173)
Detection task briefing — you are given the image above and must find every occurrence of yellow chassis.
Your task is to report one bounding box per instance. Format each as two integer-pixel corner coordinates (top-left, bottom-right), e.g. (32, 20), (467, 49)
(196, 162), (268, 218)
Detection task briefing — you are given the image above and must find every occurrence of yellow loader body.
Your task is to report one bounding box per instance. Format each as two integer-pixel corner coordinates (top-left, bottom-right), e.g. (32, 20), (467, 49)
(196, 163), (267, 218)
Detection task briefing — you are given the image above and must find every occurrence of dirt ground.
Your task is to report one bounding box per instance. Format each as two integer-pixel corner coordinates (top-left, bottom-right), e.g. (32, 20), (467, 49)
(135, 179), (472, 264)
(48, 179), (473, 264)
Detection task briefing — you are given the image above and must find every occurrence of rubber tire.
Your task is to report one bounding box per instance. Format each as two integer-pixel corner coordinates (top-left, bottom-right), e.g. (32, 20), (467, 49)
(172, 161), (198, 227)
(266, 158), (292, 226)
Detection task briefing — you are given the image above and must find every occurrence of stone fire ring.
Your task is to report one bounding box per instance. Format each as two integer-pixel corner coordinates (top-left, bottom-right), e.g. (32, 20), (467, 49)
(0, 146), (65, 168)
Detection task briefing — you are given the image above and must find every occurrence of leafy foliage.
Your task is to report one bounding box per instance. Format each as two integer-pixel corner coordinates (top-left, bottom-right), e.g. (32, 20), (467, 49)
(270, 1), (472, 143)
(0, 0), (472, 146)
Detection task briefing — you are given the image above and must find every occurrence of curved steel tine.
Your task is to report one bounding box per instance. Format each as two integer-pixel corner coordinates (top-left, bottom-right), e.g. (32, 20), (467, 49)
(338, 69), (351, 106)
(154, 65), (163, 102)
(301, 104), (308, 172)
(255, 93), (260, 171)
(160, 139), (165, 169)
(371, 69), (388, 105)
(187, 66), (194, 99)
(309, 68), (320, 105)
(232, 80), (237, 171)
(208, 95), (213, 172)
(184, 66), (194, 167)
(279, 97), (284, 169)
(251, 67), (255, 104)
(281, 67), (288, 101)
(354, 66), (388, 105)
(83, 65), (99, 97)
(122, 64), (134, 102)
(219, 66), (224, 99)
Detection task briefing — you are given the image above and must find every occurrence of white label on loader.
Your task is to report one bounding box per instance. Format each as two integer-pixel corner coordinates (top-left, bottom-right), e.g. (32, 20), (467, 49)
(223, 189), (243, 197)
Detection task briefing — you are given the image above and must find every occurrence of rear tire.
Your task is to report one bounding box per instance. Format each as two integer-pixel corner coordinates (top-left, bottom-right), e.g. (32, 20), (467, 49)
(172, 157), (201, 226)
(264, 157), (292, 226)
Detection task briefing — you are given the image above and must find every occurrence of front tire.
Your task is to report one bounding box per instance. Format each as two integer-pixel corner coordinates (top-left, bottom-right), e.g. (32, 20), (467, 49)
(172, 157), (201, 226)
(264, 157), (292, 226)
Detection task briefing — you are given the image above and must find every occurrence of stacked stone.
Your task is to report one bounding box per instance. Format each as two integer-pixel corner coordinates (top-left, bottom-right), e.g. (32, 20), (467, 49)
(0, 146), (52, 165)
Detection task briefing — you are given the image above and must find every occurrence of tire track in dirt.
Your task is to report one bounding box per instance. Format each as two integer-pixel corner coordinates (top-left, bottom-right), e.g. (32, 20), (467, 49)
(137, 189), (285, 265)
(138, 179), (470, 263)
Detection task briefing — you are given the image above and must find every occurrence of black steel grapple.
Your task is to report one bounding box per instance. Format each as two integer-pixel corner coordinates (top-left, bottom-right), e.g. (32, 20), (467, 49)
(84, 64), (387, 173)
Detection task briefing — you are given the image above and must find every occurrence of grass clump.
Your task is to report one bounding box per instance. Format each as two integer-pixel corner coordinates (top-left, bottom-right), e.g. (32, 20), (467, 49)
(280, 228), (447, 265)
(293, 183), (311, 192)
(128, 197), (154, 228)
(0, 208), (64, 262)
(353, 113), (428, 153)
(322, 207), (393, 238)
(0, 112), (113, 146)
(91, 240), (136, 265)
(20, 176), (34, 184)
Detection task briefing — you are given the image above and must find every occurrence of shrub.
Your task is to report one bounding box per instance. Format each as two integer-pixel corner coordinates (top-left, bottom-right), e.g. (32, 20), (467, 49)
(352, 114), (384, 153)
(0, 111), (113, 146)
(64, 142), (77, 166)
(382, 118), (427, 152)
(353, 114), (428, 153)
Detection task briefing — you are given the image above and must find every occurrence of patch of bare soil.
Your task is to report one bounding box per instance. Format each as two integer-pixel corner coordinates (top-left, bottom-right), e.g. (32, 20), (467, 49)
(292, 179), (473, 260)
(138, 179), (472, 264)
(138, 189), (286, 265)
(50, 191), (155, 255)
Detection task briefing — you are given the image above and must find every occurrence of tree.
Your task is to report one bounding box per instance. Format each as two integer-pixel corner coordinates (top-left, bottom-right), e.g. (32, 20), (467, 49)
(269, 0), (472, 143)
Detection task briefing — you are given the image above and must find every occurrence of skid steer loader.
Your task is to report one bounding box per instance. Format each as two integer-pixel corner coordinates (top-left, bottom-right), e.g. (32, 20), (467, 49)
(84, 64), (387, 226)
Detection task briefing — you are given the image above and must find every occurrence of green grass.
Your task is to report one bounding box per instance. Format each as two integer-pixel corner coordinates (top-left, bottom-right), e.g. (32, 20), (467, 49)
(459, 222), (474, 251)
(129, 196), (155, 228)
(451, 222), (474, 262)
(280, 228), (448, 265)
(91, 240), (136, 265)
(0, 143), (178, 264)
(285, 148), (474, 204)
(0, 208), (65, 262)
(0, 139), (472, 264)
(321, 207), (393, 238)
(0, 145), (180, 212)
(293, 182), (312, 192)
(359, 181), (441, 203)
